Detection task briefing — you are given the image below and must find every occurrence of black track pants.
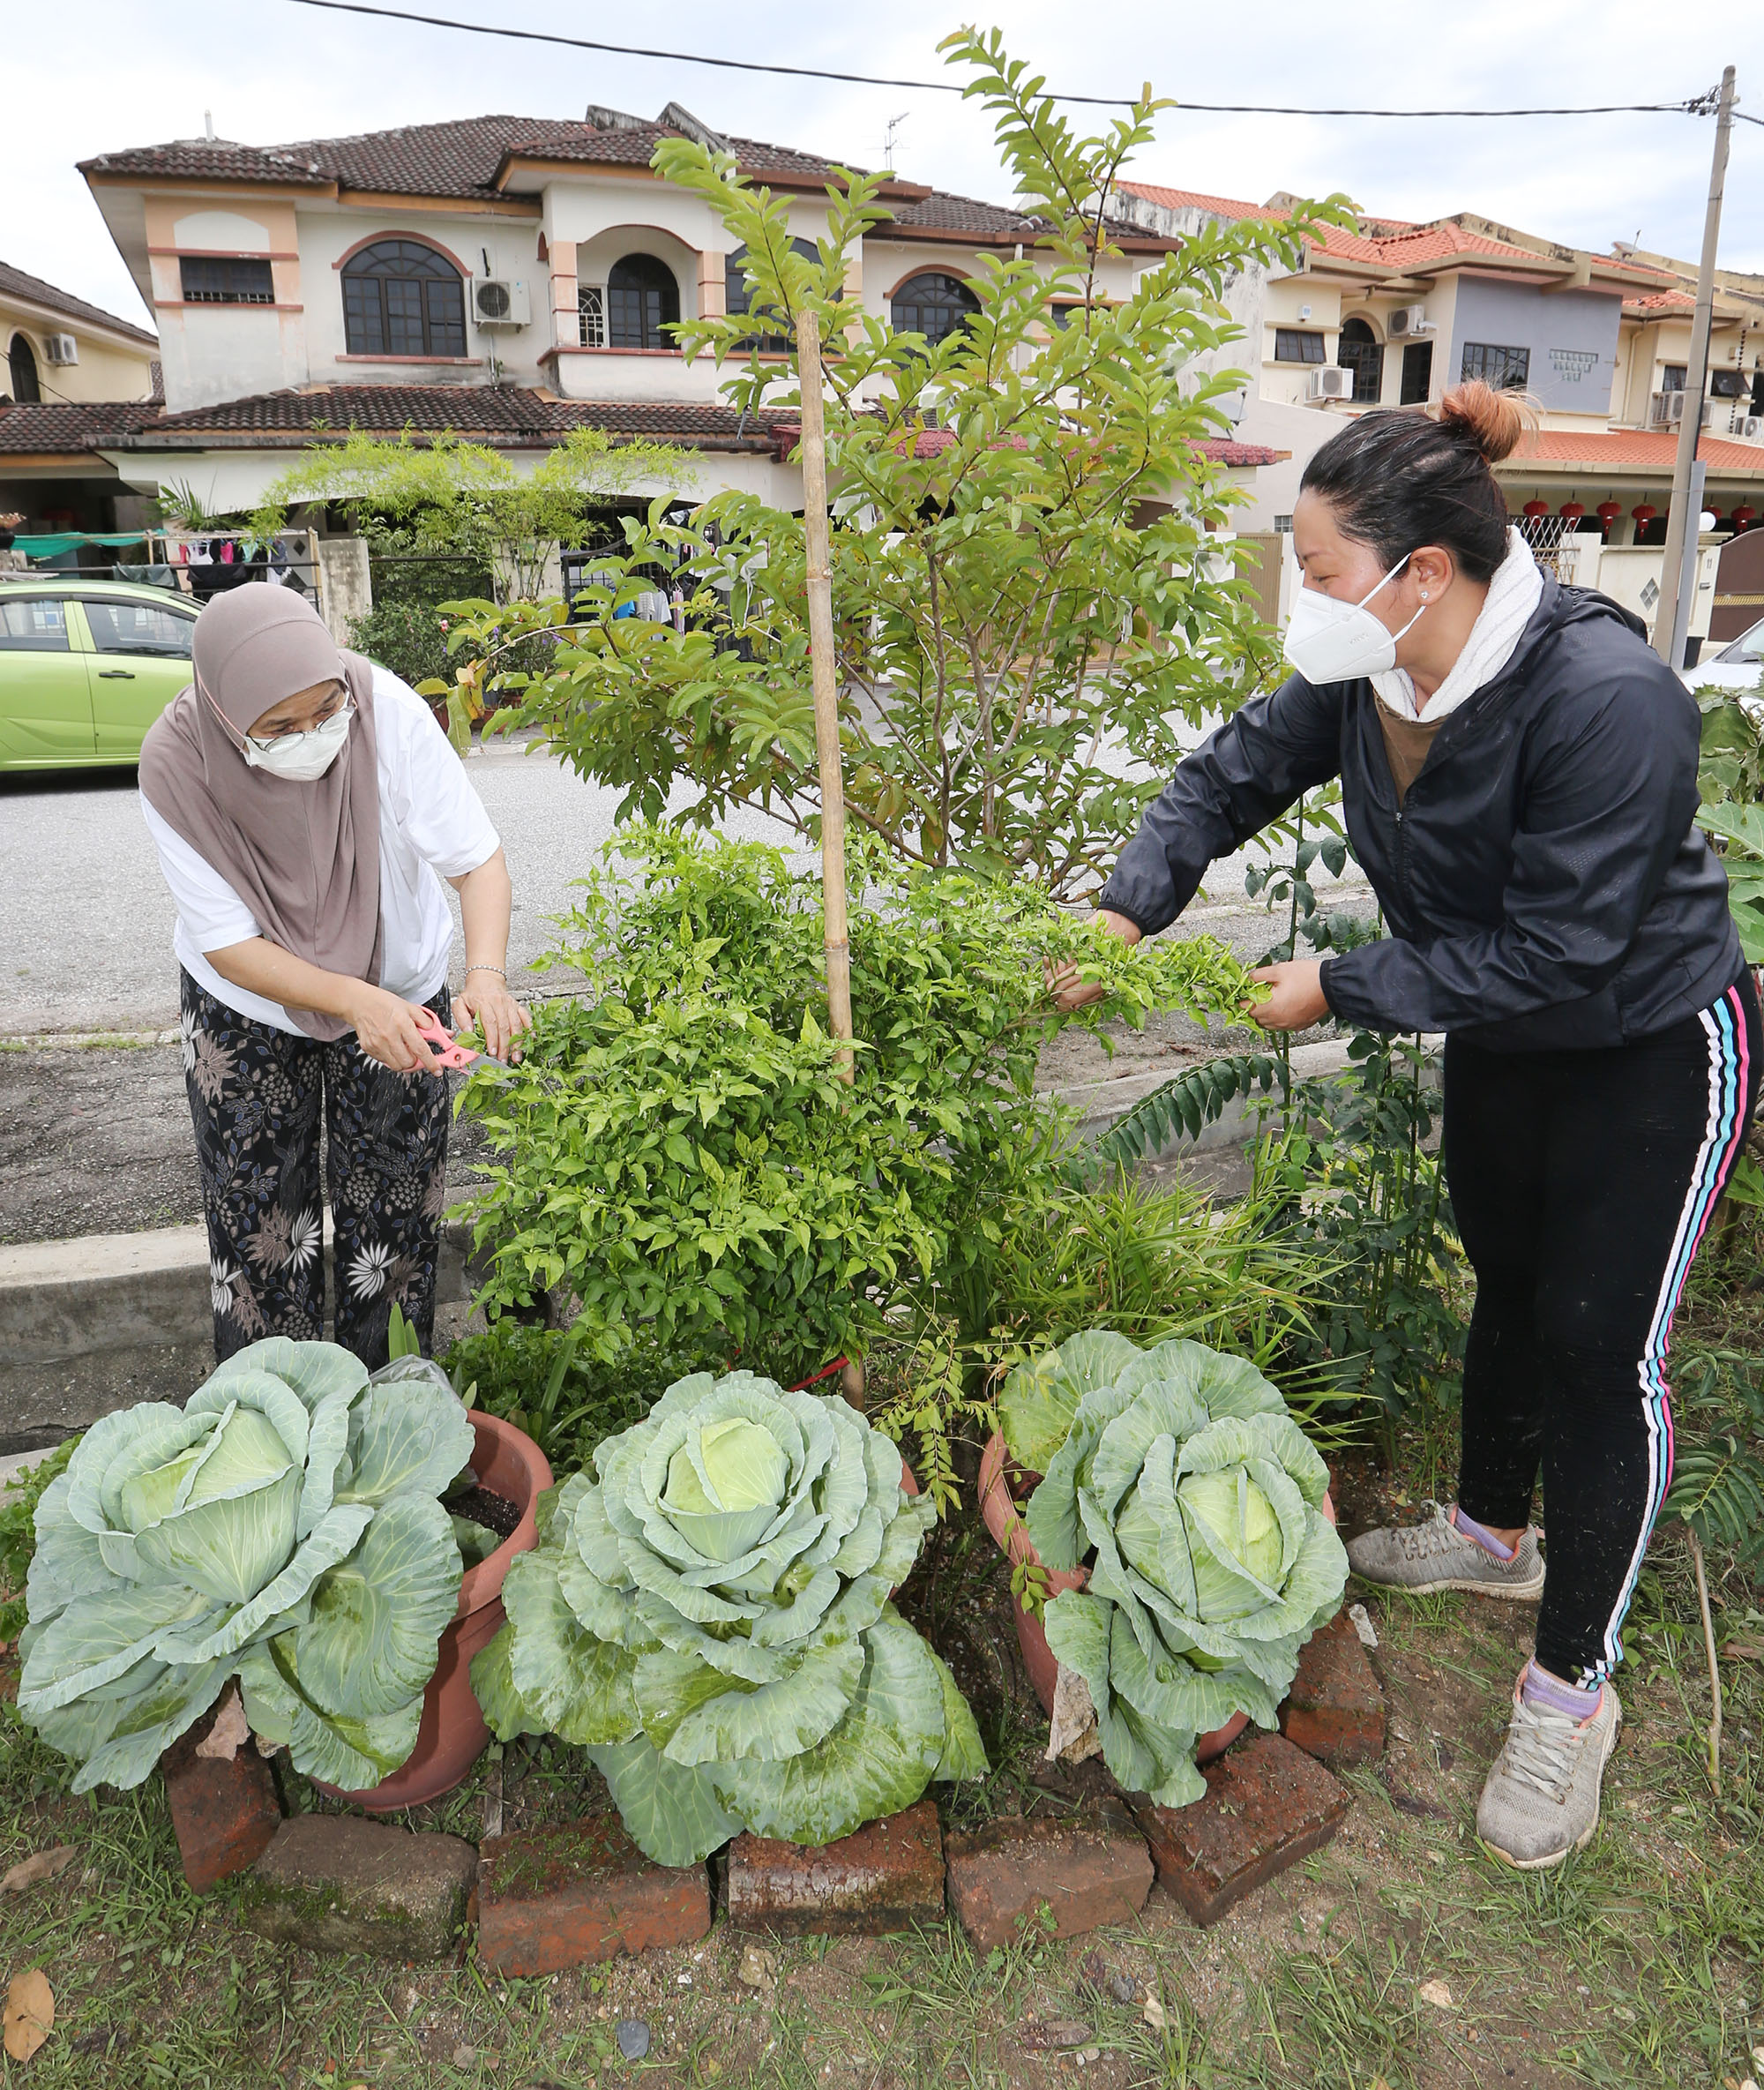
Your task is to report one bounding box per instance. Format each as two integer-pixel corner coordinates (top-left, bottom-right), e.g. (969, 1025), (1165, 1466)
(179, 968), (452, 1371)
(1443, 970), (1760, 1688)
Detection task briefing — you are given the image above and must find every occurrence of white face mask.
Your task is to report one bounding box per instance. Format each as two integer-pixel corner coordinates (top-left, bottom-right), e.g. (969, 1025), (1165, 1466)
(243, 704), (353, 781)
(1283, 553), (1425, 685)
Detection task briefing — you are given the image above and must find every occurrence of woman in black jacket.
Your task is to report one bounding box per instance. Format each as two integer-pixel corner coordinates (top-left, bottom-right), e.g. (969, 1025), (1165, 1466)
(1076, 381), (1757, 1869)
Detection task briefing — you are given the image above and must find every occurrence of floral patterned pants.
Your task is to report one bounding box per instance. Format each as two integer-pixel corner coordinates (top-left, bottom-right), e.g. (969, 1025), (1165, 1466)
(178, 969), (452, 1370)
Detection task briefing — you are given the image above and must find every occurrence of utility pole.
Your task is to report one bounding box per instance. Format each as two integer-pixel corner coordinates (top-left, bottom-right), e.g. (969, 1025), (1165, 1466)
(1655, 67), (1736, 666)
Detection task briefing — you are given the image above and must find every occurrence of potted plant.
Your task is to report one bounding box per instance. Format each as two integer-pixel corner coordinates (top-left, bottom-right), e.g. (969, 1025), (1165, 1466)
(16, 1338), (546, 1812)
(472, 1368), (985, 1864)
(978, 1333), (1345, 1807)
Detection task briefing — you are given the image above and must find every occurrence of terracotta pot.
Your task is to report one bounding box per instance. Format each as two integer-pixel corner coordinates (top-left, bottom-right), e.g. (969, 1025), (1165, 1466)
(314, 1410), (552, 1814)
(977, 1431), (1336, 1767)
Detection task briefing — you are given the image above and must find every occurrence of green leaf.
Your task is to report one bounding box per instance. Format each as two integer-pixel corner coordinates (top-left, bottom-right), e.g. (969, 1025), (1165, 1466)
(19, 1580), (215, 1719)
(504, 1551), (642, 1746)
(588, 1736), (742, 1866)
(67, 1659), (228, 1796)
(468, 1624), (546, 1742)
(999, 1330), (1141, 1474)
(711, 1615), (946, 1844)
(279, 1496), (461, 1719)
(236, 1637), (423, 1791)
(337, 1382), (475, 1507)
(637, 1634), (863, 1765)
(149, 1502), (375, 1666)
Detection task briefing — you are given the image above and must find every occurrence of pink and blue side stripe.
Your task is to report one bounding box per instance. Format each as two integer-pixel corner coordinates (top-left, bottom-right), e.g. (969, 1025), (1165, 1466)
(1589, 984), (1753, 1684)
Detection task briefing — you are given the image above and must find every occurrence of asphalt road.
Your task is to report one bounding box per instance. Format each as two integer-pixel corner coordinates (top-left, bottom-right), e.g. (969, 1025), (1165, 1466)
(0, 734), (804, 1036)
(0, 729), (1371, 1038)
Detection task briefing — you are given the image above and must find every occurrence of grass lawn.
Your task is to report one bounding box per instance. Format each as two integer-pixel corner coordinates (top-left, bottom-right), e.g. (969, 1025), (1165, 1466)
(3, 1234), (1761, 2086)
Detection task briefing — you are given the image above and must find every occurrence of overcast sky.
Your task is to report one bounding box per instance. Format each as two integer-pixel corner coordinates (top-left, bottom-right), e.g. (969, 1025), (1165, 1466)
(10, 0), (1763, 326)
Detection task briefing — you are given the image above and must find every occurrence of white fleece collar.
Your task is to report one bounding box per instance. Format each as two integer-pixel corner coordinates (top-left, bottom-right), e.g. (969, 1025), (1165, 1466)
(1372, 528), (1544, 724)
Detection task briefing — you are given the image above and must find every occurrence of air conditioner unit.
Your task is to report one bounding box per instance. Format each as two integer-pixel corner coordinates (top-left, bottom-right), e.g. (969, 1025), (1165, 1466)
(1739, 415), (1764, 441)
(41, 333), (78, 366)
(1387, 303), (1433, 338)
(471, 277), (530, 329)
(1306, 364), (1354, 401)
(1650, 391), (1715, 430)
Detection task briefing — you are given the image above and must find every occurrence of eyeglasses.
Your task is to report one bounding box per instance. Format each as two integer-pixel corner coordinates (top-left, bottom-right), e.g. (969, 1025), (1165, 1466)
(249, 683), (348, 742)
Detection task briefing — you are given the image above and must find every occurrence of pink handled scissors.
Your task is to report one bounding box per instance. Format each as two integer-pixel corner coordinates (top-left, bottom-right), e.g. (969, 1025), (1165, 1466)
(412, 1009), (509, 1071)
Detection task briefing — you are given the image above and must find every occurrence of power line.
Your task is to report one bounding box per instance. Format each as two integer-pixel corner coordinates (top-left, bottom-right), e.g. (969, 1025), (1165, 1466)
(281, 2), (1723, 122)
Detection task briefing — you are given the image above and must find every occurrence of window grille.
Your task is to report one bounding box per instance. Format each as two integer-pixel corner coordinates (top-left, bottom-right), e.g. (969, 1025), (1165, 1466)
(578, 285), (607, 348)
(1338, 318), (1383, 404)
(1273, 328), (1326, 364)
(180, 257), (275, 305)
(889, 272), (980, 348)
(1460, 342), (1531, 390)
(340, 240), (467, 357)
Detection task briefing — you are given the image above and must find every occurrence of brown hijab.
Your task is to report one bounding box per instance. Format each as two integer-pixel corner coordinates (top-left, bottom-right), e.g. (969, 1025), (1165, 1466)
(139, 585), (383, 1039)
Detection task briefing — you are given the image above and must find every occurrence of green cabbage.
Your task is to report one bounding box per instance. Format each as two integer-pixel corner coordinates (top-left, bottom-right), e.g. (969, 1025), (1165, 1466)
(1004, 1332), (1347, 1808)
(18, 1340), (475, 1793)
(472, 1370), (987, 1864)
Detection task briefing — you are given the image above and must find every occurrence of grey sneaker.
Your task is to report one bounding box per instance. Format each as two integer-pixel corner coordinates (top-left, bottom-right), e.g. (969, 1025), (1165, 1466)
(1345, 1502), (1544, 1599)
(1476, 1675), (1622, 1869)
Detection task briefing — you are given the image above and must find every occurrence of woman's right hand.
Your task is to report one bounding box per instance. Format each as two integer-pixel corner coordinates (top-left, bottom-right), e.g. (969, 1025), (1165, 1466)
(344, 984), (445, 1072)
(1048, 910), (1144, 1010)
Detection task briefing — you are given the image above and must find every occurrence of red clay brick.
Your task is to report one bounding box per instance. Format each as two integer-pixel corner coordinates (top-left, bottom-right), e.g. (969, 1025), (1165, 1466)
(945, 1802), (1152, 1952)
(1279, 1610), (1387, 1769)
(161, 1717), (281, 1895)
(727, 1799), (945, 1936)
(1131, 1732), (1349, 1927)
(475, 1814), (710, 1976)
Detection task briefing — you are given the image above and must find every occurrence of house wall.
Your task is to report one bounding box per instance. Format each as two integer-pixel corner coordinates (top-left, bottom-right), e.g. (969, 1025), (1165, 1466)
(146, 195), (309, 408)
(1444, 275), (1619, 416)
(0, 298), (157, 403)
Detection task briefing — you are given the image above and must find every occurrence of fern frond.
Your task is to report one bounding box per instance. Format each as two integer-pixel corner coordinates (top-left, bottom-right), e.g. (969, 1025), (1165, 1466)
(1074, 1052), (1282, 1182)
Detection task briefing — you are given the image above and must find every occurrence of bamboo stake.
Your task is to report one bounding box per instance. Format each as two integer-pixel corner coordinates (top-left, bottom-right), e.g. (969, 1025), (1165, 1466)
(1686, 1522), (1723, 1796)
(794, 306), (855, 1083)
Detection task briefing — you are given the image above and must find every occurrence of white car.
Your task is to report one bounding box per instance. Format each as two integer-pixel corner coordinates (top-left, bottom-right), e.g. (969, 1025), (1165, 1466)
(1686, 618), (1764, 701)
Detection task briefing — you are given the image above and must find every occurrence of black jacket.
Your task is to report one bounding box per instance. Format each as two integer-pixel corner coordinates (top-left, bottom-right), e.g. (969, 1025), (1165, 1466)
(1098, 579), (1741, 1051)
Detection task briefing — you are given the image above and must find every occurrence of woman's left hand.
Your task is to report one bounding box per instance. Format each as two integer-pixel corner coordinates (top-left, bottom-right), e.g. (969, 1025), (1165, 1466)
(1247, 960), (1332, 1032)
(453, 978), (533, 1064)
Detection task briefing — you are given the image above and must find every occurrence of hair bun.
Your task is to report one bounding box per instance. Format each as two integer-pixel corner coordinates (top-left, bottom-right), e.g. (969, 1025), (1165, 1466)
(1435, 380), (1530, 464)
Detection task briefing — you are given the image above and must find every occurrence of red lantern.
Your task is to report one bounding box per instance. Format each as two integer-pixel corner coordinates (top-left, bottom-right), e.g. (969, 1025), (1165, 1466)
(1733, 504), (1758, 532)
(1558, 502), (1586, 521)
(1522, 500), (1551, 519)
(1631, 504), (1657, 526)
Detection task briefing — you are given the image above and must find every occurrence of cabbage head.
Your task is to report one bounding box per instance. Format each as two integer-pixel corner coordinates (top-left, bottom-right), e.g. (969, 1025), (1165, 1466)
(1009, 1334), (1347, 1809)
(472, 1371), (987, 1864)
(19, 1339), (474, 1793)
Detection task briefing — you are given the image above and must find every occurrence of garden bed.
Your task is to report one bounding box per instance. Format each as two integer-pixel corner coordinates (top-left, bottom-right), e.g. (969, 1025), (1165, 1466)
(0, 1444), (1756, 2086)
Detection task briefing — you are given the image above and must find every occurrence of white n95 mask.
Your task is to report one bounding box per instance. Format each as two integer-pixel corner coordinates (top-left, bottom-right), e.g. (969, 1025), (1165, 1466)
(243, 704), (353, 781)
(1283, 553), (1424, 685)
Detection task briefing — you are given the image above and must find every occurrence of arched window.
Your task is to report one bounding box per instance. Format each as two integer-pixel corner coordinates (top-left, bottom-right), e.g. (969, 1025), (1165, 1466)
(341, 240), (466, 357)
(607, 254), (680, 350)
(725, 239), (821, 319)
(1339, 317), (1384, 406)
(889, 273), (979, 348)
(8, 334), (41, 404)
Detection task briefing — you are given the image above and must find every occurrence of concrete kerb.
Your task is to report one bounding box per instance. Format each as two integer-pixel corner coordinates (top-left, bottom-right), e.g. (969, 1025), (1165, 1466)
(0, 1036), (1441, 1450)
(0, 1216), (477, 1452)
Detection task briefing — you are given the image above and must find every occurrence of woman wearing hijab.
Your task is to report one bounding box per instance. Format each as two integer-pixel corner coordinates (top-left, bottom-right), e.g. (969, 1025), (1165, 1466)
(138, 585), (530, 1367)
(1063, 381), (1757, 1870)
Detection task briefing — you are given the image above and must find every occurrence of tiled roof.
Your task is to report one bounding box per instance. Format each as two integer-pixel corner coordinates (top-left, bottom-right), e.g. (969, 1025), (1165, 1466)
(115, 386), (799, 455)
(0, 401), (162, 453)
(0, 259), (156, 345)
(1517, 430), (1764, 473)
(1623, 289), (1698, 316)
(80, 112), (1173, 254)
(80, 113), (861, 203)
(1116, 182), (1266, 221)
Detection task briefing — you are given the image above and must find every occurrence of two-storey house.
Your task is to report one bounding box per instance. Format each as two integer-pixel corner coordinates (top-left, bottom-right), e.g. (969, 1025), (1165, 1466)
(10, 104), (1275, 532)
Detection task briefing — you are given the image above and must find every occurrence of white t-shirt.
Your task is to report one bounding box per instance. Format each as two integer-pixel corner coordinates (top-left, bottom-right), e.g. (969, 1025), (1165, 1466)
(141, 666), (501, 1035)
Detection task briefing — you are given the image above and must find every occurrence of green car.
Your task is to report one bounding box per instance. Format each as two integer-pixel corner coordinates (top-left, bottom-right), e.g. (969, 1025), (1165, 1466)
(0, 577), (200, 768)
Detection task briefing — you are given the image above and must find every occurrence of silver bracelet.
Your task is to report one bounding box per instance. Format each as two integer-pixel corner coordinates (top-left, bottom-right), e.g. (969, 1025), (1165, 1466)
(464, 963), (507, 980)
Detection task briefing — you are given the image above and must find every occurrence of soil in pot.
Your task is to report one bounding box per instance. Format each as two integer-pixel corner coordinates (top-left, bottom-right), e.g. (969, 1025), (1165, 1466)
(312, 1409), (551, 1815)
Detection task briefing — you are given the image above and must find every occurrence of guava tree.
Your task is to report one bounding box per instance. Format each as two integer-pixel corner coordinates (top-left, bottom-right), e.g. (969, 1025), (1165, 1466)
(454, 31), (1346, 896)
